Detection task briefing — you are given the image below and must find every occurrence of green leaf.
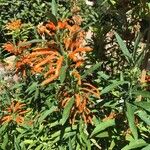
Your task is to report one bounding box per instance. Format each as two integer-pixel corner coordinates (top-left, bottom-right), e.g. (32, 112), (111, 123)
(16, 127), (25, 134)
(134, 101), (150, 112)
(82, 62), (101, 78)
(115, 32), (132, 62)
(142, 144), (150, 150)
(109, 140), (115, 150)
(25, 82), (38, 94)
(101, 81), (128, 94)
(14, 135), (21, 150)
(59, 66), (67, 83)
(46, 12), (58, 25)
(134, 50), (144, 67)
(38, 106), (57, 123)
(90, 119), (115, 137)
(0, 123), (7, 134)
(68, 138), (73, 150)
(126, 102), (138, 139)
(35, 144), (43, 150)
(97, 71), (110, 80)
(122, 139), (147, 150)
(23, 140), (34, 144)
(133, 33), (142, 59)
(133, 91), (150, 98)
(1, 133), (8, 150)
(51, 0), (57, 17)
(60, 97), (74, 125)
(137, 111), (150, 125)
(49, 120), (59, 128)
(34, 87), (39, 100)
(19, 39), (46, 47)
(95, 131), (109, 138)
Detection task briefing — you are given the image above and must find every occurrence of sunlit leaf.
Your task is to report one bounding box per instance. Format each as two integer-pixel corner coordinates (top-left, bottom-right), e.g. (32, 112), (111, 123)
(51, 0), (57, 17)
(122, 139), (147, 150)
(142, 144), (150, 150)
(101, 81), (128, 94)
(82, 62), (101, 78)
(38, 106), (57, 123)
(91, 119), (115, 137)
(136, 111), (150, 125)
(59, 66), (67, 83)
(126, 102), (138, 140)
(60, 97), (74, 125)
(115, 32), (132, 63)
(134, 101), (150, 112)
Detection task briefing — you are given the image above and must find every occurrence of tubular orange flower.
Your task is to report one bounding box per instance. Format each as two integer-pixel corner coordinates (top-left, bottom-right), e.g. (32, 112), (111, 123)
(3, 40), (30, 55)
(69, 47), (92, 61)
(81, 83), (100, 98)
(37, 23), (51, 35)
(5, 19), (22, 30)
(75, 94), (81, 107)
(0, 101), (28, 125)
(64, 37), (72, 50)
(41, 56), (64, 85)
(58, 79), (100, 124)
(103, 112), (116, 121)
(2, 42), (15, 54)
(72, 70), (81, 85)
(58, 21), (67, 29)
(46, 22), (56, 31)
(75, 60), (84, 68)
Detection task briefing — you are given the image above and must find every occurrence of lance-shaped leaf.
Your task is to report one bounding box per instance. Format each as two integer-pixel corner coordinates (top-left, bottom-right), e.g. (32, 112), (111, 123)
(115, 32), (132, 63)
(101, 81), (128, 94)
(60, 97), (74, 125)
(90, 119), (115, 137)
(122, 139), (147, 150)
(126, 102), (138, 140)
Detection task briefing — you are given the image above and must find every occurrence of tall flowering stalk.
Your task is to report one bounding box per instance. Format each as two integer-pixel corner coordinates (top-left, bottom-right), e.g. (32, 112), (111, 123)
(2, 17), (100, 124)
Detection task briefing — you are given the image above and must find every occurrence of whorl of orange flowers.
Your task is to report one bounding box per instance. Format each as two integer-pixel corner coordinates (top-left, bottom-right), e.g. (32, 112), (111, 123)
(5, 19), (22, 30)
(15, 48), (64, 85)
(37, 20), (67, 35)
(59, 84), (100, 124)
(0, 101), (29, 125)
(2, 41), (30, 55)
(3, 18), (92, 86)
(58, 71), (100, 124)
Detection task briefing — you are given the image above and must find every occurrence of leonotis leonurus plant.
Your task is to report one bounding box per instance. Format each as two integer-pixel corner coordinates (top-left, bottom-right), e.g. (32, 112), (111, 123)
(3, 18), (100, 124)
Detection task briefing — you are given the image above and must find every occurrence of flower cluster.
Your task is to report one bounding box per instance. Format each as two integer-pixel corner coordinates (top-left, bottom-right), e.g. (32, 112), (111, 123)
(0, 101), (29, 125)
(58, 71), (100, 124)
(5, 19), (22, 31)
(2, 18), (100, 124)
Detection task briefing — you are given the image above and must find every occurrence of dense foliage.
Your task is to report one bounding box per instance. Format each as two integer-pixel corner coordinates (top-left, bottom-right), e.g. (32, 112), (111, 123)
(0, 0), (150, 149)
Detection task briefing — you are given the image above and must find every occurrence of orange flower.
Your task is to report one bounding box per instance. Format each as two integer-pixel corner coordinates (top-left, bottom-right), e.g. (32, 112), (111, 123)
(69, 92), (93, 124)
(58, 80), (100, 124)
(58, 21), (67, 29)
(5, 19), (22, 30)
(3, 41), (30, 55)
(0, 101), (28, 125)
(37, 23), (51, 35)
(81, 82), (100, 98)
(2, 42), (15, 54)
(102, 112), (116, 121)
(46, 22), (56, 31)
(41, 56), (64, 85)
(72, 70), (81, 85)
